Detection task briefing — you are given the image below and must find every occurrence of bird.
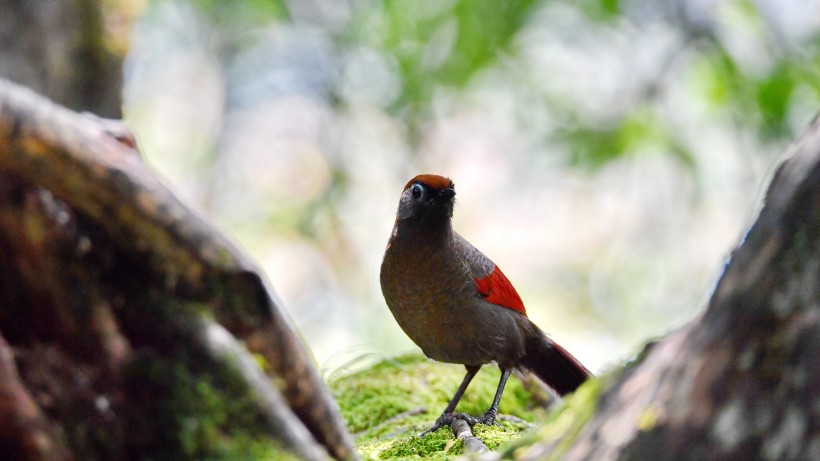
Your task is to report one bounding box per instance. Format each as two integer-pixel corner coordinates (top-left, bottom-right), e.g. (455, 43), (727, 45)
(380, 174), (591, 433)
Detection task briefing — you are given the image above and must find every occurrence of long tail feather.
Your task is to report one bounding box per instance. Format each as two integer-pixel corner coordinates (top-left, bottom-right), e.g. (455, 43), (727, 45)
(520, 329), (591, 396)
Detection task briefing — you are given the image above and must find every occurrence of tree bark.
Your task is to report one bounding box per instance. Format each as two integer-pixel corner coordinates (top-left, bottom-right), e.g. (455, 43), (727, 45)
(0, 1), (357, 458)
(503, 117), (820, 460)
(0, 78), (355, 460)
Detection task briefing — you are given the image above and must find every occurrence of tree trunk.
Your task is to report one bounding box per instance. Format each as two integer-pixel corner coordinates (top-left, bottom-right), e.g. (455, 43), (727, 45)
(502, 118), (820, 460)
(0, 0), (122, 118)
(0, 1), (357, 458)
(0, 74), (358, 460)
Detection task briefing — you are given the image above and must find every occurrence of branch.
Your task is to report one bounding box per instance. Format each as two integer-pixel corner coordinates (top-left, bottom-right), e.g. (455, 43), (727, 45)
(451, 418), (489, 454)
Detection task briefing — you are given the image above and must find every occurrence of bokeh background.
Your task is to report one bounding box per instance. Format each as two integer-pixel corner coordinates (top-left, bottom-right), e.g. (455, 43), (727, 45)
(120, 0), (820, 375)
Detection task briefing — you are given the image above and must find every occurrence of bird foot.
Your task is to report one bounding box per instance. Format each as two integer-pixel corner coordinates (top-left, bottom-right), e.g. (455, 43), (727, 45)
(420, 413), (471, 436)
(478, 407), (499, 426)
(420, 409), (500, 436)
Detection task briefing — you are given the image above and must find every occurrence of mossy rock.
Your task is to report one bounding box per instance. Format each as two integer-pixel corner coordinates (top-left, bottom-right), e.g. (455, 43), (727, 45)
(329, 354), (605, 460)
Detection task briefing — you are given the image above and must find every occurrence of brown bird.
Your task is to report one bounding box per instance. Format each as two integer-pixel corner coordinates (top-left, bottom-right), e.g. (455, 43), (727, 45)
(380, 174), (591, 432)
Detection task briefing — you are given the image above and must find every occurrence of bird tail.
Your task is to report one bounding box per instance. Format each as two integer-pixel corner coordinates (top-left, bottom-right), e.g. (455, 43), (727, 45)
(520, 328), (591, 396)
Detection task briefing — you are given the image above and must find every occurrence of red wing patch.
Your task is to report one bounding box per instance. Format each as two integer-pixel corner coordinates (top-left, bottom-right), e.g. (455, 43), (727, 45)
(474, 265), (527, 315)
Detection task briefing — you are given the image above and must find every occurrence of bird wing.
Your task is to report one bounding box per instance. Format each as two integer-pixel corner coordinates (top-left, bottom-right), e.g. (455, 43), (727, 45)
(455, 233), (527, 315)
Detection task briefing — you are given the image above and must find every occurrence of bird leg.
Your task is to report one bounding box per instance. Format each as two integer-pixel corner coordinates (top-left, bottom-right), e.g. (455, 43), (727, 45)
(421, 365), (479, 435)
(422, 367), (513, 435)
(477, 369), (511, 425)
(437, 369), (511, 428)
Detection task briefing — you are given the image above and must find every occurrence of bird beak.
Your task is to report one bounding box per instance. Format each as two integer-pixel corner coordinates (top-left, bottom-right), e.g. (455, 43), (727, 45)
(436, 188), (456, 202)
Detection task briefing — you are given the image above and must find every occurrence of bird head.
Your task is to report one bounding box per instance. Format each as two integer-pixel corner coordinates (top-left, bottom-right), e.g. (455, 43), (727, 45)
(395, 174), (456, 223)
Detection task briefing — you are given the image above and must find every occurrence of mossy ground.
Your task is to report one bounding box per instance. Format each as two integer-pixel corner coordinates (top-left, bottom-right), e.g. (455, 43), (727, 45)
(494, 377), (605, 460)
(329, 354), (563, 460)
(122, 349), (301, 461)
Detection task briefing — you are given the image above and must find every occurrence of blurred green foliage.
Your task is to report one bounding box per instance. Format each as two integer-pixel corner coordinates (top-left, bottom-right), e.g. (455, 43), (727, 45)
(558, 107), (695, 170)
(346, 0), (540, 114)
(129, 0), (820, 373)
(187, 0), (289, 27)
(173, 0), (819, 165)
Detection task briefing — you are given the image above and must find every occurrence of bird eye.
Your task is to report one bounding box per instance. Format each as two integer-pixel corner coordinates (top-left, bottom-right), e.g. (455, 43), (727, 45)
(411, 184), (422, 200)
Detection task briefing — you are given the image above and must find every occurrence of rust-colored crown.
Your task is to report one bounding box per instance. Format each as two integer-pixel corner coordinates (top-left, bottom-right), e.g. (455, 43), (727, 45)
(404, 174), (454, 192)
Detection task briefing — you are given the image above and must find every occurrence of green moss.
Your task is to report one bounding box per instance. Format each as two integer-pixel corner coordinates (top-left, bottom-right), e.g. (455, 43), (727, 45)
(212, 435), (302, 461)
(352, 422), (530, 460)
(330, 354), (547, 459)
(119, 304), (302, 461)
(123, 351), (295, 460)
(473, 423), (528, 450)
(371, 431), (460, 460)
(496, 372), (610, 460)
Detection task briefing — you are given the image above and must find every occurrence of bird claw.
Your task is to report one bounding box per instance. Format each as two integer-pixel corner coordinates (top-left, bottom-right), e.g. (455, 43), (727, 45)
(420, 413), (455, 436)
(420, 409), (500, 436)
(478, 407), (500, 426)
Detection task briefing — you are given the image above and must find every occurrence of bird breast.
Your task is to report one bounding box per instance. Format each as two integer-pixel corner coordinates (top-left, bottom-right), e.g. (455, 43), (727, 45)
(380, 232), (525, 366)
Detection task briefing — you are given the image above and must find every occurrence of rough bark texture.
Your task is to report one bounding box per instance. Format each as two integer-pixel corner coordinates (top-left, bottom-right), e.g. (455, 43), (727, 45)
(0, 2), (357, 458)
(503, 118), (820, 460)
(0, 78), (355, 460)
